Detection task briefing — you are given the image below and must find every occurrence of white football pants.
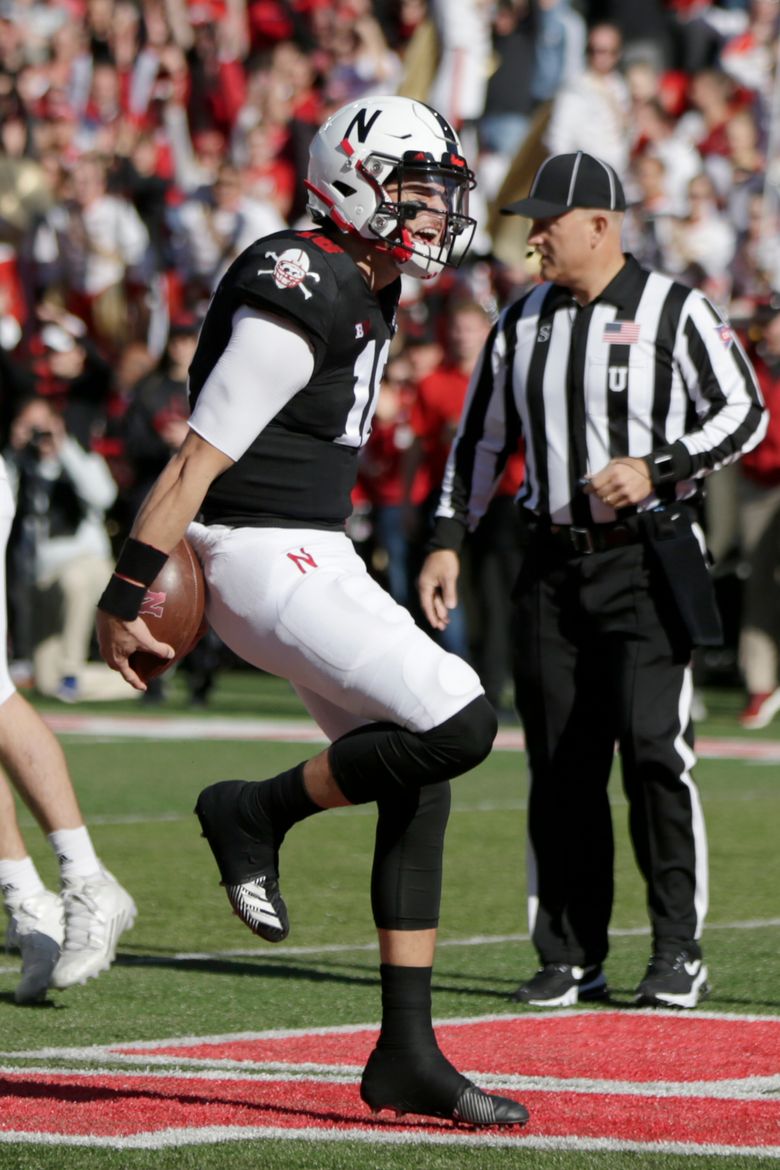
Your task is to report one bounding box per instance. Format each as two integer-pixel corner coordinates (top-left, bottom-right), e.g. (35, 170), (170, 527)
(187, 523), (483, 741)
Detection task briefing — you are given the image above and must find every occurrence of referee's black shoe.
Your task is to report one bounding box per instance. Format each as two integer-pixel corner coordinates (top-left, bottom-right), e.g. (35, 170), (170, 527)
(635, 950), (709, 1009)
(511, 963), (608, 1007)
(195, 780), (289, 943)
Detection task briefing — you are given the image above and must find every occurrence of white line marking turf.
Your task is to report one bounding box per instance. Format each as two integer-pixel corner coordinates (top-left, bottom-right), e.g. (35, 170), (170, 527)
(167, 914), (780, 960)
(4, 918), (779, 968)
(1, 1060), (778, 1101)
(3, 1127), (775, 1157)
(42, 712), (780, 761)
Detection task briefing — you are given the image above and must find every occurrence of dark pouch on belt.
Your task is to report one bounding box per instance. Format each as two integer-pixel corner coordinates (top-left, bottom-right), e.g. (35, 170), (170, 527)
(640, 509), (724, 646)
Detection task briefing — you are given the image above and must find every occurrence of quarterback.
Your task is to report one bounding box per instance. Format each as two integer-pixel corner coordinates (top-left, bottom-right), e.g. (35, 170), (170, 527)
(96, 96), (527, 1127)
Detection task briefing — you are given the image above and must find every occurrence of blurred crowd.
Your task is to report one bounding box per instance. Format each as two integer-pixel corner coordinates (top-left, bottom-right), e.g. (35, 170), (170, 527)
(0, 0), (779, 725)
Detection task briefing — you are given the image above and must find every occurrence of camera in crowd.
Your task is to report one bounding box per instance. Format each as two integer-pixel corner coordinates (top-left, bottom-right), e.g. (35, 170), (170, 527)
(25, 426), (55, 460)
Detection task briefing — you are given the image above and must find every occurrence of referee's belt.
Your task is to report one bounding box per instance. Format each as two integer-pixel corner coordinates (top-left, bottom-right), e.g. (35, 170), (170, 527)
(537, 519), (642, 555)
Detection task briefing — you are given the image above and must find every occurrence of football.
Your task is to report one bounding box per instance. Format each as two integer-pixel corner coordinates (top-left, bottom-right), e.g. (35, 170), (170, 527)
(129, 537), (207, 682)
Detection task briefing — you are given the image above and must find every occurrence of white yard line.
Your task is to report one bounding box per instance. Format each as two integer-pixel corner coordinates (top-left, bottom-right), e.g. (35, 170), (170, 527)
(0, 1127), (775, 1157)
(0, 1060), (778, 1102)
(42, 713), (780, 761)
(139, 915), (780, 962)
(4, 918), (777, 970)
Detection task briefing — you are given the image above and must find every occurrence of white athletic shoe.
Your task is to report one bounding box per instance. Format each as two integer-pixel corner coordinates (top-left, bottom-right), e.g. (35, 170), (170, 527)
(50, 871), (136, 989)
(6, 889), (65, 1004)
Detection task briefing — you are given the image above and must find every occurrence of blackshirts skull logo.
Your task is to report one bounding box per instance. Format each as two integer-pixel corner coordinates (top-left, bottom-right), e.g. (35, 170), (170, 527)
(257, 249), (322, 299)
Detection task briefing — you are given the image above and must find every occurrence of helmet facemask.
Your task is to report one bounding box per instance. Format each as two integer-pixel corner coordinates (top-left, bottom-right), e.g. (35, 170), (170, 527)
(361, 156), (476, 279)
(305, 97), (477, 280)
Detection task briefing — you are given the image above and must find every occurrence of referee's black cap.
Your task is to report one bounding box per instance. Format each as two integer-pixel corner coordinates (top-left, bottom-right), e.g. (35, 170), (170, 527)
(502, 152), (626, 219)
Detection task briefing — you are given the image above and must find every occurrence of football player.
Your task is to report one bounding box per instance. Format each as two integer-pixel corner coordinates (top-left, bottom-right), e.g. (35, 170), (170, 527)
(0, 453), (136, 1003)
(96, 96), (528, 1127)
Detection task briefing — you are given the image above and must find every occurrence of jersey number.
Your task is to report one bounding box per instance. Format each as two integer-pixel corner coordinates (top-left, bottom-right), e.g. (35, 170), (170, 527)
(336, 339), (391, 448)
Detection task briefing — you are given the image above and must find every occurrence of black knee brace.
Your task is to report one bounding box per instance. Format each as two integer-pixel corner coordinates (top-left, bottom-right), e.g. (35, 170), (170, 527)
(329, 694), (497, 805)
(370, 782), (452, 930)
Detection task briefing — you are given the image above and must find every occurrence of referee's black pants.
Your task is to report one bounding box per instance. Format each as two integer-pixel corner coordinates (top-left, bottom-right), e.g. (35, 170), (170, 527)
(512, 537), (708, 968)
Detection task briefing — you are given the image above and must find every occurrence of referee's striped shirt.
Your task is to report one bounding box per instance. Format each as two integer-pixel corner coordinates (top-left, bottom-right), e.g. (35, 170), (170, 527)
(432, 255), (768, 549)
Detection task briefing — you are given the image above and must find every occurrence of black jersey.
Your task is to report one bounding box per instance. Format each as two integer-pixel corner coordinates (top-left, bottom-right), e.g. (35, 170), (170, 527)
(189, 229), (400, 529)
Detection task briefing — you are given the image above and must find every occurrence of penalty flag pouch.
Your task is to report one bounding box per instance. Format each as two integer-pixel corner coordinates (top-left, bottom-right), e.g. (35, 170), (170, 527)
(640, 508), (724, 647)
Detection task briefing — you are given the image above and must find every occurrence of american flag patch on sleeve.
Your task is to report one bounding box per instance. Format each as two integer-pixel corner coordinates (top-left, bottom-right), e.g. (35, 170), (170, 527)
(715, 322), (734, 348)
(603, 320), (640, 344)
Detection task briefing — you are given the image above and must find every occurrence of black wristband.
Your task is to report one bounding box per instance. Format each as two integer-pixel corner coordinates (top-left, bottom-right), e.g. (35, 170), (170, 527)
(98, 575), (147, 621)
(645, 440), (694, 488)
(115, 537), (168, 586)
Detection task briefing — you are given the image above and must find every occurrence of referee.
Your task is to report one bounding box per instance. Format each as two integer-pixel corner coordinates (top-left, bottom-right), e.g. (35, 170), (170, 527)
(419, 152), (768, 1010)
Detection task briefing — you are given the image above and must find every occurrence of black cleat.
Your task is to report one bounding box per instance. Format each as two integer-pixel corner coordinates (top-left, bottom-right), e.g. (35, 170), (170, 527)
(360, 1045), (528, 1127)
(195, 780), (289, 942)
(453, 1084), (530, 1127)
(223, 874), (289, 943)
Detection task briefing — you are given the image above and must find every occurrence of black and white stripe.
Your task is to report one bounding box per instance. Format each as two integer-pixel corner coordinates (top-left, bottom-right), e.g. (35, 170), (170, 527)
(435, 256), (767, 540)
(227, 877), (289, 943)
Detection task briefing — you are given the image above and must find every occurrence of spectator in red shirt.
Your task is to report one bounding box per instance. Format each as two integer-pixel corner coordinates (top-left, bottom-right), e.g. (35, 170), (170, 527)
(677, 68), (738, 162)
(409, 303), (495, 509)
(403, 321), (444, 387)
(409, 302), (524, 681)
(355, 352), (416, 607)
(736, 307), (780, 728)
(239, 122), (296, 220)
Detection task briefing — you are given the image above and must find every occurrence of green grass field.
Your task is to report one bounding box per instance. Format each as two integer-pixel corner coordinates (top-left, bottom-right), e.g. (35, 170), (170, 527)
(1, 673), (778, 1169)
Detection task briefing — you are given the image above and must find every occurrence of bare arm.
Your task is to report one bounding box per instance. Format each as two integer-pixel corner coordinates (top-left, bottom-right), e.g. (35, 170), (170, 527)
(96, 429), (234, 690)
(129, 429), (232, 546)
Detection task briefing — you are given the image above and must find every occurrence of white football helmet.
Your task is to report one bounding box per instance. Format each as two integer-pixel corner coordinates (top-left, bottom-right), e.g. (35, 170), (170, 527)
(306, 96), (476, 280)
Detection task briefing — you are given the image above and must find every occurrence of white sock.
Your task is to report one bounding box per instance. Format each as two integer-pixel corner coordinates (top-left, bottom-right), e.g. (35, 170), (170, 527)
(0, 856), (47, 908)
(47, 826), (101, 883)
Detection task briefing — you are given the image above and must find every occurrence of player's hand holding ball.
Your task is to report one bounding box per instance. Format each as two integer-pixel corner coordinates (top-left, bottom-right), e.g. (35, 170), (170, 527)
(129, 538), (207, 683)
(97, 538), (207, 691)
